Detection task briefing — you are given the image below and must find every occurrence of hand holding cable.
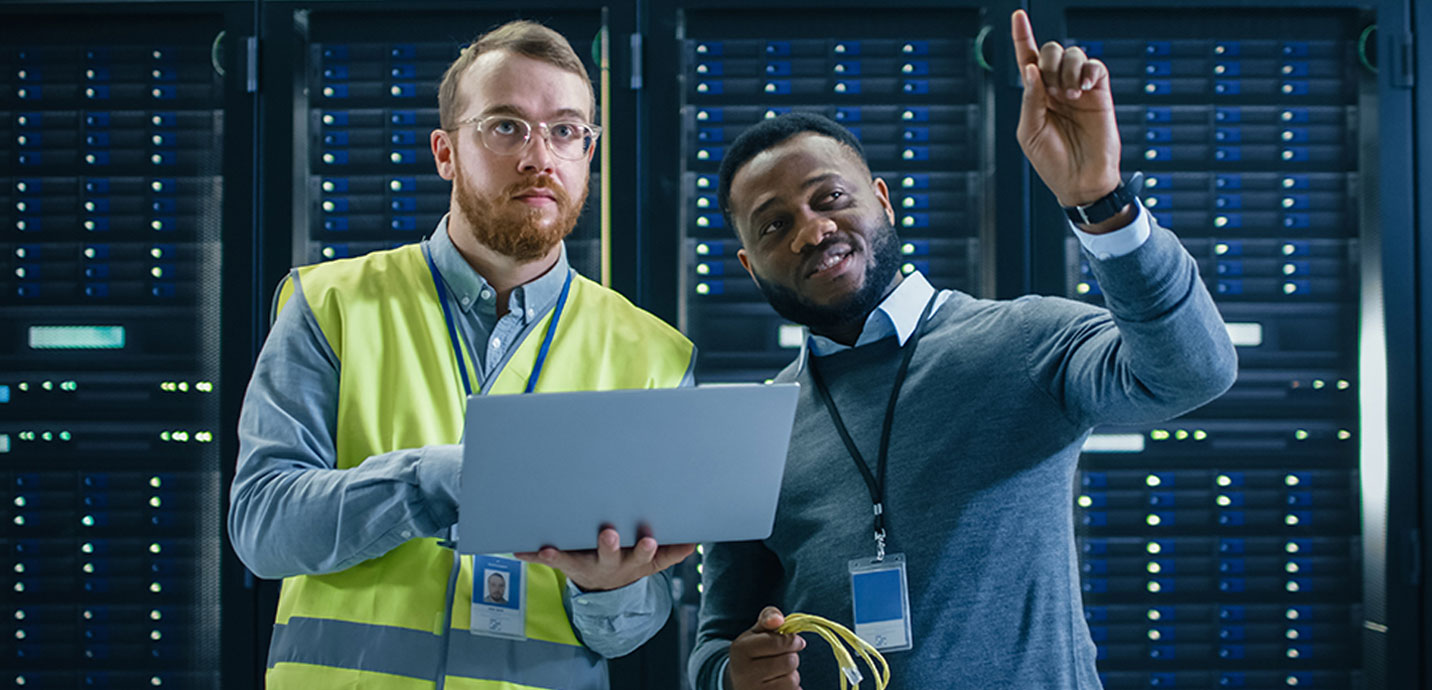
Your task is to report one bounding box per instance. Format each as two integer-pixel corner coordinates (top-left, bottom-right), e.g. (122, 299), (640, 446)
(777, 613), (889, 690)
(726, 607), (890, 690)
(727, 607), (806, 690)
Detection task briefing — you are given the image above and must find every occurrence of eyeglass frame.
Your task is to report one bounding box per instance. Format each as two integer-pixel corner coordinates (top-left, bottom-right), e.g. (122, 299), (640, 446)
(446, 114), (603, 161)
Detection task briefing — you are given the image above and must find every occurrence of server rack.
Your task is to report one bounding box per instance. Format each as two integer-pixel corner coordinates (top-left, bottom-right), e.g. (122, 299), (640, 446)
(0, 3), (257, 688)
(1023, 2), (1418, 688)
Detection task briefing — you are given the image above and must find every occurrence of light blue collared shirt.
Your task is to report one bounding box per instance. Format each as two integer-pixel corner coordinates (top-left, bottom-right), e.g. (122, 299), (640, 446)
(808, 201), (1152, 357)
(427, 215), (570, 383)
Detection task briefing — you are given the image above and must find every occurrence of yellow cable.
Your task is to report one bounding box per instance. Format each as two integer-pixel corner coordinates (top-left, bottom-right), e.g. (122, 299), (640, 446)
(777, 613), (891, 689)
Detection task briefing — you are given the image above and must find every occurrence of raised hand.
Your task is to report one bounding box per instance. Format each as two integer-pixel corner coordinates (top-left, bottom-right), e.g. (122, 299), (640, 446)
(1010, 9), (1123, 210)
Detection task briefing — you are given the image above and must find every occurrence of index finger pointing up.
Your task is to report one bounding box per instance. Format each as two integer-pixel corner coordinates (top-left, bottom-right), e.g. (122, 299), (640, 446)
(1011, 9), (1040, 68)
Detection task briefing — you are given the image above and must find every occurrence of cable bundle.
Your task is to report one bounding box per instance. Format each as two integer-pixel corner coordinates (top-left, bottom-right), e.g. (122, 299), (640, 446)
(777, 613), (891, 689)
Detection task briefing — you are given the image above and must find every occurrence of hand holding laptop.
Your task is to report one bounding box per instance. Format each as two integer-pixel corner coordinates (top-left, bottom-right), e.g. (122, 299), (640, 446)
(514, 525), (696, 592)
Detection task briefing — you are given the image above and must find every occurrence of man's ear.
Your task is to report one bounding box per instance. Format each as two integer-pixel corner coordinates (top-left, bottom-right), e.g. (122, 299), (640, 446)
(737, 248), (758, 285)
(873, 177), (895, 225)
(431, 129), (456, 181)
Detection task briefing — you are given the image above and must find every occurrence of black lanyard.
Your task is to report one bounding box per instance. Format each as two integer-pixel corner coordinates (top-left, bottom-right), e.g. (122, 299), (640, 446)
(805, 292), (938, 562)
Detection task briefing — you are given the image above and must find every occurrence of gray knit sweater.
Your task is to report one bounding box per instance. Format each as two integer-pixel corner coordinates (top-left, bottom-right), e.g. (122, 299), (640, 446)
(690, 224), (1237, 690)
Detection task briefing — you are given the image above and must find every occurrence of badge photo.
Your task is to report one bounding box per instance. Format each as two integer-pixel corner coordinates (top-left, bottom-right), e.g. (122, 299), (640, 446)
(471, 554), (526, 640)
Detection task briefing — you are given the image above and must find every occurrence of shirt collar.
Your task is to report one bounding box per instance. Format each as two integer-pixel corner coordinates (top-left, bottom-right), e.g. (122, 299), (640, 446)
(426, 214), (570, 322)
(807, 271), (939, 358)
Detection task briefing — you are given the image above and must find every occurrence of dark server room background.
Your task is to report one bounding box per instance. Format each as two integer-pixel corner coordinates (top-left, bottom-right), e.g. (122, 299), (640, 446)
(0, 0), (1427, 688)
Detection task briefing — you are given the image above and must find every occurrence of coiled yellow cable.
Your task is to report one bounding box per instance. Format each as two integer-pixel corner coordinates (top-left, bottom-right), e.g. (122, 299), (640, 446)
(777, 613), (891, 689)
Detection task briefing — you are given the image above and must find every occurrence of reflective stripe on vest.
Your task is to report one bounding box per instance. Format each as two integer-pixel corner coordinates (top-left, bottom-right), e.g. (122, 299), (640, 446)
(267, 242), (692, 689)
(270, 617), (608, 688)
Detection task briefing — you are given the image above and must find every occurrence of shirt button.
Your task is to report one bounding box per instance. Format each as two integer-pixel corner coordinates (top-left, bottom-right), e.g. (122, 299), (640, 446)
(526, 308), (535, 318)
(400, 530), (413, 539)
(491, 337), (501, 349)
(480, 289), (492, 300)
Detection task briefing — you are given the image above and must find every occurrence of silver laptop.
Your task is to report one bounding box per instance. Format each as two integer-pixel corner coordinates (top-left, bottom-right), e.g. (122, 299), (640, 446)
(457, 383), (800, 555)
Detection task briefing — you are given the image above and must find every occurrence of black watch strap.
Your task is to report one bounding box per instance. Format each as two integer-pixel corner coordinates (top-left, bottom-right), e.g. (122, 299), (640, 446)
(1063, 172), (1144, 226)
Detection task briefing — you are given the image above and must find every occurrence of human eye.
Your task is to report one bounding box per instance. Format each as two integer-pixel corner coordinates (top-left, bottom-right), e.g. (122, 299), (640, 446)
(488, 118), (523, 136)
(551, 122), (582, 140)
(759, 218), (786, 237)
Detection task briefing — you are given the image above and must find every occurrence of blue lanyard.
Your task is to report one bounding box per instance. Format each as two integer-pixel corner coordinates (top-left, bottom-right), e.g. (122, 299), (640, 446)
(423, 245), (572, 397)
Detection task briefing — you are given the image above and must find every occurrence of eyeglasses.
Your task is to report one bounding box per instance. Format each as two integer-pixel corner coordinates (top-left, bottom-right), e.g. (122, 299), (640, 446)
(449, 115), (602, 161)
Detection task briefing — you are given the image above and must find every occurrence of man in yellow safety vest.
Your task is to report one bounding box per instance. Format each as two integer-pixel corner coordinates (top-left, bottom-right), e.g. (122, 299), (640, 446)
(231, 20), (697, 690)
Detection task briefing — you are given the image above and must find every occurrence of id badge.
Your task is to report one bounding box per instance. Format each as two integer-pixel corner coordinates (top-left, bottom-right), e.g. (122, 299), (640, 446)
(848, 553), (913, 652)
(471, 554), (525, 640)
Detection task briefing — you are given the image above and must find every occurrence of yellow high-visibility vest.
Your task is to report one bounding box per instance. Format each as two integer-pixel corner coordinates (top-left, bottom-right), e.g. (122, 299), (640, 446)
(264, 242), (693, 689)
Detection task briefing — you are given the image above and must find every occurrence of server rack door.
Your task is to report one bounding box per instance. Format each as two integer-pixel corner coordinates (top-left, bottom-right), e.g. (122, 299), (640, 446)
(0, 3), (257, 689)
(1025, 1), (1414, 688)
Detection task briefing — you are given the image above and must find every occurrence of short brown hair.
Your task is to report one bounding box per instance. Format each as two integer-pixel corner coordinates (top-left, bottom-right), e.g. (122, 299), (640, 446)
(438, 20), (596, 129)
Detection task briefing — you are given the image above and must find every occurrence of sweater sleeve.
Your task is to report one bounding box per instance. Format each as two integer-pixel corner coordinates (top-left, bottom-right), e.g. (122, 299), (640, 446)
(688, 540), (786, 690)
(1019, 210), (1238, 428)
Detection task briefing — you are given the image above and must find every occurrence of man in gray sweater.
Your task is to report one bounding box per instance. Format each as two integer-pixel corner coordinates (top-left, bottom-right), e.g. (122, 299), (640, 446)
(689, 11), (1238, 690)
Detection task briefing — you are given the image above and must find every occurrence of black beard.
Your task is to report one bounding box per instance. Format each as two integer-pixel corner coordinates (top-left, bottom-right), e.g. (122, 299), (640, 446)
(752, 219), (902, 339)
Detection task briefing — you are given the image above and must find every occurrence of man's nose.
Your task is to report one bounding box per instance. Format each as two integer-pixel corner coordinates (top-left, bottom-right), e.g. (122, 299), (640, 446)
(517, 132), (557, 175)
(789, 213), (836, 254)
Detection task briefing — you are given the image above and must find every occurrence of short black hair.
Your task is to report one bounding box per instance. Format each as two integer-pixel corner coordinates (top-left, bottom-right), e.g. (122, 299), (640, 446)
(717, 112), (868, 236)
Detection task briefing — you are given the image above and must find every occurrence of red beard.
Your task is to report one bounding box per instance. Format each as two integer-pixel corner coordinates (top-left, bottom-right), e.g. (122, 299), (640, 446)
(452, 155), (589, 263)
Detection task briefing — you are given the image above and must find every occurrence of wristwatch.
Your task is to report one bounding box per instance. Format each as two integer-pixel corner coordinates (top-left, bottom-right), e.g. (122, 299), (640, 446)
(1062, 171), (1144, 226)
